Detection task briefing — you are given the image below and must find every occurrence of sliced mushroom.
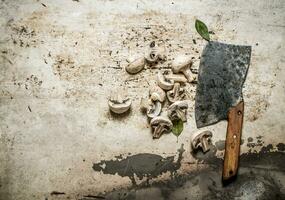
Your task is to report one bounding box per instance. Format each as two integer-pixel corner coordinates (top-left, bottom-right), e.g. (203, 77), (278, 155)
(108, 93), (132, 114)
(150, 116), (173, 139)
(140, 98), (162, 118)
(157, 72), (174, 91)
(166, 82), (185, 103)
(125, 56), (145, 74)
(191, 131), (213, 153)
(149, 85), (166, 102)
(172, 54), (195, 82)
(165, 74), (187, 83)
(167, 101), (188, 122)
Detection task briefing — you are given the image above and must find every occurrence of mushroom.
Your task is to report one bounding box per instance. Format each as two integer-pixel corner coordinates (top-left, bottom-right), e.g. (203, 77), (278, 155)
(165, 74), (187, 83)
(149, 85), (166, 102)
(172, 54), (195, 82)
(191, 131), (213, 153)
(140, 98), (162, 118)
(157, 72), (174, 90)
(166, 83), (185, 103)
(108, 93), (132, 114)
(167, 101), (188, 122)
(125, 56), (145, 74)
(150, 116), (173, 139)
(145, 41), (166, 63)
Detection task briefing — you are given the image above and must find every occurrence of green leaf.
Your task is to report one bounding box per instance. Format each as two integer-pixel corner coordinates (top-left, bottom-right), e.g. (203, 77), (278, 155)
(195, 19), (210, 41)
(172, 119), (183, 137)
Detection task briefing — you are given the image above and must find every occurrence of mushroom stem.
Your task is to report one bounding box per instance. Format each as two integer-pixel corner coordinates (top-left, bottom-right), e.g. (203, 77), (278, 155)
(173, 83), (180, 99)
(201, 137), (210, 152)
(182, 69), (195, 83)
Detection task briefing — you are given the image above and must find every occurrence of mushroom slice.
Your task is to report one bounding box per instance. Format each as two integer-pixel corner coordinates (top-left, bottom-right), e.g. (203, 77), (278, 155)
(145, 41), (166, 63)
(147, 101), (162, 118)
(166, 83), (185, 103)
(108, 94), (132, 114)
(149, 85), (166, 102)
(165, 74), (187, 83)
(167, 101), (188, 122)
(145, 50), (159, 63)
(191, 131), (213, 153)
(172, 54), (195, 82)
(140, 98), (162, 118)
(150, 116), (173, 139)
(125, 56), (145, 74)
(157, 72), (174, 91)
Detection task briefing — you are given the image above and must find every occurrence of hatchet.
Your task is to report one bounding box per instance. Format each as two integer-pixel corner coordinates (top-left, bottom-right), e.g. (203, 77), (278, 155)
(195, 41), (251, 181)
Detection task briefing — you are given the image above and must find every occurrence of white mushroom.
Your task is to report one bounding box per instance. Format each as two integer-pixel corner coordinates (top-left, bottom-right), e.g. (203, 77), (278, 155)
(150, 116), (173, 139)
(145, 42), (166, 63)
(157, 72), (174, 91)
(191, 131), (213, 153)
(166, 82), (185, 103)
(172, 54), (195, 82)
(140, 98), (162, 118)
(149, 85), (166, 102)
(165, 74), (187, 83)
(108, 93), (132, 114)
(167, 101), (188, 122)
(125, 56), (145, 74)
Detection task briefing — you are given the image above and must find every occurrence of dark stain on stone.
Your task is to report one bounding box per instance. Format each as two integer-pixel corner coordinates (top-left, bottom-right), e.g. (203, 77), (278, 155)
(246, 136), (265, 148)
(93, 145), (185, 184)
(277, 143), (285, 151)
(50, 191), (65, 195)
(82, 195), (105, 199)
(247, 137), (253, 142)
(101, 145), (285, 200)
(215, 140), (225, 150)
(192, 144), (222, 167)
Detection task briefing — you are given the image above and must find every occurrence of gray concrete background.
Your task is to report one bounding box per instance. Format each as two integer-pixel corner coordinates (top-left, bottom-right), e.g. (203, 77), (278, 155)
(0, 0), (284, 200)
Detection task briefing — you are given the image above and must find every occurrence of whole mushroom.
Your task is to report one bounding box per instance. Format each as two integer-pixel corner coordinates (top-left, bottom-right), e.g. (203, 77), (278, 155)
(150, 116), (173, 139)
(166, 82), (185, 103)
(172, 54), (195, 82)
(191, 131), (213, 153)
(108, 93), (132, 114)
(167, 101), (188, 122)
(125, 56), (145, 74)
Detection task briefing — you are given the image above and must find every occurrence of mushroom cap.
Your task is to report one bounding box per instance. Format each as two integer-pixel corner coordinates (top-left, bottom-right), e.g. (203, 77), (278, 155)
(125, 57), (145, 74)
(169, 100), (188, 110)
(172, 54), (193, 73)
(145, 50), (159, 63)
(150, 116), (173, 138)
(149, 85), (166, 102)
(150, 116), (172, 125)
(157, 72), (174, 91)
(167, 101), (188, 121)
(108, 98), (132, 114)
(191, 131), (213, 148)
(145, 42), (166, 62)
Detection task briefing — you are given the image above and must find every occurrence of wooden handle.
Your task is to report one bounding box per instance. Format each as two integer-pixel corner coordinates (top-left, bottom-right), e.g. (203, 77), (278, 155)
(222, 101), (244, 181)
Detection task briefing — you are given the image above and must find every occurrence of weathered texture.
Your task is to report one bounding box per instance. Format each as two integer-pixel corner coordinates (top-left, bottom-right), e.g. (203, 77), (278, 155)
(0, 0), (285, 200)
(195, 41), (251, 128)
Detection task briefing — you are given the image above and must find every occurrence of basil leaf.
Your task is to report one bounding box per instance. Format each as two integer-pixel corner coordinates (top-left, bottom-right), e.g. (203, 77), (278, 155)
(195, 19), (210, 41)
(172, 119), (183, 137)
